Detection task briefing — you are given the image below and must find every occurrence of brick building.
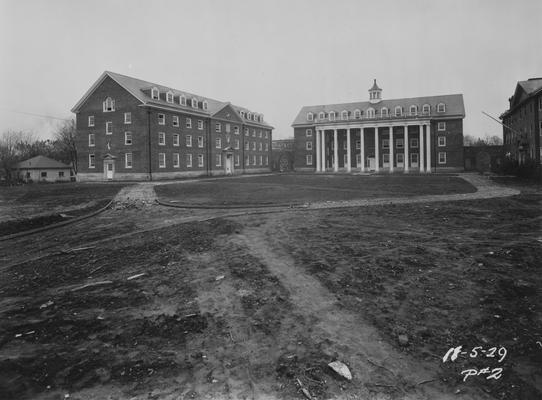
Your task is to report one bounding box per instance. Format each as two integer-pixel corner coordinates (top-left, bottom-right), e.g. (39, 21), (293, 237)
(71, 71), (273, 181)
(291, 80), (465, 173)
(500, 78), (542, 165)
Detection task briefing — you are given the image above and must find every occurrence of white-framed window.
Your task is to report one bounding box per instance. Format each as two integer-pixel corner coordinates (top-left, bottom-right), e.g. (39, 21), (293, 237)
(306, 141), (312, 150)
(166, 91), (174, 103)
(307, 112), (314, 121)
(216, 123), (221, 132)
(253, 155), (256, 165)
(197, 154), (204, 167)
(198, 136), (204, 148)
(438, 151), (447, 164)
(265, 143), (269, 151)
(124, 112), (131, 124)
(106, 121), (112, 135)
(422, 104), (430, 115)
(186, 118), (192, 128)
(343, 141), (347, 150)
(234, 139), (240, 149)
(240, 111), (246, 119)
(394, 106), (402, 117)
(252, 142), (256, 150)
(216, 138), (221, 148)
(341, 110), (348, 120)
(245, 155), (250, 166)
(258, 130), (262, 138)
(354, 109), (361, 119)
(410, 138), (419, 148)
(437, 103), (446, 113)
(247, 112), (252, 120)
(173, 133), (180, 146)
(438, 136), (446, 147)
(244, 127), (249, 136)
(438, 121), (446, 131)
(191, 98), (198, 108)
(259, 142), (263, 151)
(88, 133), (95, 147)
(125, 152), (133, 168)
(356, 140), (360, 150)
(173, 153), (180, 168)
(235, 155), (240, 166)
(234, 126), (239, 135)
(125, 132), (132, 145)
(329, 111), (336, 121)
(265, 155), (268, 166)
(381, 107), (388, 117)
(216, 154), (222, 167)
(411, 152), (418, 165)
(103, 97), (115, 112)
(89, 154), (95, 168)
(252, 129), (256, 137)
(180, 95), (186, 106)
(264, 131), (268, 139)
(306, 129), (312, 137)
(383, 153), (390, 163)
(186, 135), (192, 147)
(409, 105), (418, 116)
(367, 108), (375, 118)
(318, 111), (325, 120)
(158, 132), (165, 145)
(172, 115), (179, 127)
(227, 124), (232, 133)
(151, 87), (159, 100)
(259, 155), (263, 165)
(382, 139), (389, 149)
(245, 141), (249, 150)
(343, 154), (348, 166)
(396, 153), (404, 164)
(158, 153), (166, 168)
(158, 114), (165, 125)
(88, 115), (95, 127)
(186, 153), (193, 168)
(198, 120), (203, 130)
(396, 138), (404, 148)
(203, 101), (208, 110)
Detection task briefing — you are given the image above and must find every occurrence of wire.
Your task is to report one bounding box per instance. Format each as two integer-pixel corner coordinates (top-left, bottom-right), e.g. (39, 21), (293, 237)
(0, 107), (72, 122)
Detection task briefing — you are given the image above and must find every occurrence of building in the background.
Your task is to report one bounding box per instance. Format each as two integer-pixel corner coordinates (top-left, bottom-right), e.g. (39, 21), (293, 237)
(271, 138), (295, 171)
(291, 80), (465, 173)
(71, 71), (273, 181)
(500, 78), (542, 165)
(15, 155), (73, 182)
(463, 145), (504, 173)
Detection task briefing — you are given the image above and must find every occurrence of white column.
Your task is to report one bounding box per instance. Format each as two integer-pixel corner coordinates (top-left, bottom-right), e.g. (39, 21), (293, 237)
(316, 129), (321, 172)
(426, 123), (432, 173)
(404, 125), (409, 172)
(389, 126), (394, 173)
(374, 127), (380, 172)
(321, 130), (326, 172)
(360, 127), (365, 172)
(346, 128), (351, 172)
(419, 125), (425, 172)
(333, 129), (338, 172)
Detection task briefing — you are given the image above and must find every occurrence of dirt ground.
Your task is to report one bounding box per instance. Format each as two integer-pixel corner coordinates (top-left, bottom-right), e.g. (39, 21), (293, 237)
(0, 175), (540, 400)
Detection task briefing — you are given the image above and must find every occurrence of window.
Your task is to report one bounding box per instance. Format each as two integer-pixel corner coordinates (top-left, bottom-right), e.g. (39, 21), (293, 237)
(234, 126), (239, 135)
(216, 123), (221, 132)
(264, 131), (268, 139)
(89, 154), (95, 168)
(319, 112), (325, 120)
(265, 155), (268, 166)
(87, 133), (95, 147)
(437, 103), (446, 113)
(173, 153), (179, 168)
(253, 155), (256, 165)
(245, 141), (249, 150)
(438, 152), (447, 164)
(172, 116), (179, 127)
(234, 139), (240, 149)
(158, 114), (165, 125)
(306, 141), (312, 150)
(265, 143), (268, 151)
(409, 105), (418, 116)
(438, 136), (446, 146)
(394, 106), (402, 117)
(158, 132), (165, 145)
(186, 153), (193, 167)
(58, 171), (64, 178)
(383, 153), (390, 163)
(125, 132), (132, 145)
(354, 109), (361, 119)
(343, 141), (347, 150)
(216, 138), (221, 148)
(158, 153), (166, 168)
(240, 111), (246, 119)
(356, 140), (360, 150)
(216, 154), (222, 167)
(259, 155), (263, 166)
(245, 155), (250, 166)
(186, 135), (192, 147)
(235, 155), (240, 166)
(198, 136), (204, 148)
(106, 121), (112, 135)
(252, 142), (256, 150)
(41, 171), (47, 178)
(259, 142), (263, 151)
(367, 108), (375, 118)
(123, 112), (131, 124)
(151, 87), (159, 100)
(191, 98), (198, 108)
(186, 118), (192, 128)
(329, 111), (336, 121)
(180, 95), (186, 106)
(382, 139), (389, 149)
(198, 120), (203, 130)
(411, 153), (418, 164)
(125, 153), (132, 168)
(103, 97), (115, 112)
(252, 129), (256, 137)
(343, 154), (348, 165)
(258, 130), (262, 138)
(203, 101), (208, 110)
(88, 116), (95, 127)
(306, 129), (312, 137)
(410, 138), (419, 148)
(396, 138), (404, 148)
(307, 112), (314, 121)
(244, 127), (249, 136)
(247, 112), (252, 120)
(438, 121), (446, 131)
(341, 110), (348, 120)
(396, 153), (404, 164)
(422, 104), (430, 114)
(166, 91), (174, 103)
(381, 108), (388, 117)
(197, 154), (203, 167)
(173, 134), (179, 146)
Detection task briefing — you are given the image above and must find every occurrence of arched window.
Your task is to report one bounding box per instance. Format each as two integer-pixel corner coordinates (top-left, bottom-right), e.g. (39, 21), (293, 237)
(437, 103), (446, 113)
(381, 107), (388, 117)
(247, 112), (252, 120)
(166, 91), (174, 103)
(422, 104), (430, 115)
(103, 97), (115, 112)
(240, 110), (246, 119)
(180, 95), (186, 106)
(367, 108), (375, 118)
(151, 87), (159, 100)
(341, 110), (349, 120)
(307, 112), (314, 121)
(354, 109), (361, 119)
(318, 112), (326, 120)
(203, 101), (208, 110)
(191, 98), (198, 108)
(394, 106), (402, 117)
(410, 105), (418, 116)
(329, 111), (336, 121)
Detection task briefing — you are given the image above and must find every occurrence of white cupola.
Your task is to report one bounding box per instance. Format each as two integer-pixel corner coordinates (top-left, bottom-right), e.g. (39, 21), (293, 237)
(369, 79), (382, 104)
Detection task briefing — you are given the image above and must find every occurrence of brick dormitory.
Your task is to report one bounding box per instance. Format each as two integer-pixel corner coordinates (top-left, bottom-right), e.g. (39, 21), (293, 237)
(71, 71), (273, 181)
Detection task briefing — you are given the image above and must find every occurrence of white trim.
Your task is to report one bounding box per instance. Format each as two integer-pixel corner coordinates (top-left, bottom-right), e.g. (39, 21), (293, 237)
(89, 153), (95, 168)
(125, 152), (133, 168)
(88, 133), (95, 147)
(438, 136), (446, 146)
(438, 121), (446, 131)
(437, 102), (446, 113)
(307, 112), (314, 121)
(381, 107), (388, 117)
(106, 121), (112, 135)
(158, 153), (166, 168)
(422, 104), (430, 115)
(197, 154), (204, 167)
(216, 137), (222, 149)
(329, 111), (336, 121)
(354, 109), (362, 119)
(158, 113), (165, 125)
(198, 136), (204, 148)
(88, 115), (94, 127)
(173, 133), (180, 146)
(191, 98), (198, 108)
(438, 151), (446, 164)
(166, 91), (174, 103)
(186, 153), (193, 168)
(103, 97), (115, 112)
(394, 106), (402, 117)
(198, 120), (204, 130)
(341, 110), (348, 120)
(186, 117), (192, 128)
(180, 95), (187, 106)
(151, 87), (159, 100)
(124, 131), (132, 145)
(367, 108), (375, 118)
(186, 135), (192, 147)
(158, 132), (165, 145)
(409, 105), (418, 116)
(173, 153), (180, 168)
(202, 100), (208, 110)
(124, 112), (132, 124)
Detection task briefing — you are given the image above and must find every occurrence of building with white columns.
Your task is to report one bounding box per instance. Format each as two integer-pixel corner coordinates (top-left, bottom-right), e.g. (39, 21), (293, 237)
(292, 80), (465, 173)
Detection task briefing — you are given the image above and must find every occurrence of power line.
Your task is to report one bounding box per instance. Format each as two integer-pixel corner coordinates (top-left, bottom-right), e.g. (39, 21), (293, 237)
(0, 107), (72, 122)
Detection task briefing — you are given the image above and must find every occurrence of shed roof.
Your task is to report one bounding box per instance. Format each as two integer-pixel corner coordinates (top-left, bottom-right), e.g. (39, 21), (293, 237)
(16, 155), (71, 169)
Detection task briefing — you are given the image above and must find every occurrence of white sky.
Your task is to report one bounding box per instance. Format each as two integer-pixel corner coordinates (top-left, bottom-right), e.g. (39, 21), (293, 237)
(1, 0), (541, 140)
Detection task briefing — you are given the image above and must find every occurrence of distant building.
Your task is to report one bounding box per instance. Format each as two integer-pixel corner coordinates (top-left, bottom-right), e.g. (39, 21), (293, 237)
(500, 78), (542, 165)
(291, 80), (465, 173)
(71, 71), (273, 181)
(16, 155), (73, 182)
(463, 145), (504, 173)
(271, 139), (295, 171)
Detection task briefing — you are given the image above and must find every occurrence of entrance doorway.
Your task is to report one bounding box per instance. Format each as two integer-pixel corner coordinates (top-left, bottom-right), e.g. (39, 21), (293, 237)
(225, 153), (234, 175)
(105, 161), (114, 180)
(368, 157), (376, 171)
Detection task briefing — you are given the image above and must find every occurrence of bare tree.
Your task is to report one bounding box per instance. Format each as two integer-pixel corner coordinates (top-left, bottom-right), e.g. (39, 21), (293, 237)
(463, 134), (477, 146)
(0, 130), (35, 182)
(463, 133), (503, 146)
(54, 119), (77, 174)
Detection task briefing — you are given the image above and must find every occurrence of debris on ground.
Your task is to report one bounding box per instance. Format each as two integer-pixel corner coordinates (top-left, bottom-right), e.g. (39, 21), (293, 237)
(127, 273), (146, 281)
(327, 361), (352, 381)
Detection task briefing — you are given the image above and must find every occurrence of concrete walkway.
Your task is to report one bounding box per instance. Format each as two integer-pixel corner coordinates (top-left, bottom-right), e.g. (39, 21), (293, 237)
(113, 183), (157, 206)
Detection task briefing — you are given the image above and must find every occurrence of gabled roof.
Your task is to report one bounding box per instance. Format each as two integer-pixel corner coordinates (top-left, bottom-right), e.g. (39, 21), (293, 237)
(502, 78), (542, 117)
(71, 71), (273, 128)
(369, 79), (381, 91)
(518, 78), (542, 95)
(292, 94), (465, 126)
(16, 155), (71, 169)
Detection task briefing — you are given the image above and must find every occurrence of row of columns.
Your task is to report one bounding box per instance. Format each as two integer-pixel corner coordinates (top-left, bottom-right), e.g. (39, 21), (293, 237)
(315, 125), (432, 173)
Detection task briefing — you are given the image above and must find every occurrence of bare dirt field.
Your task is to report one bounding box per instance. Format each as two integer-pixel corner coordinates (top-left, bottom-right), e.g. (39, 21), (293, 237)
(0, 174), (540, 400)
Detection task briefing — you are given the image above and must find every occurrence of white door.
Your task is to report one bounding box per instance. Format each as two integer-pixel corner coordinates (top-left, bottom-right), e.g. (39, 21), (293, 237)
(397, 153), (404, 168)
(225, 154), (233, 175)
(410, 153), (419, 168)
(106, 162), (114, 179)
(368, 157), (376, 171)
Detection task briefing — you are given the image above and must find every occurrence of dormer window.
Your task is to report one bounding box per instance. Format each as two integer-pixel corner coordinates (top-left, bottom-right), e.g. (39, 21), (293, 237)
(151, 87), (159, 100)
(329, 111), (336, 121)
(341, 110), (348, 120)
(422, 104), (430, 115)
(394, 106), (402, 117)
(180, 95), (187, 106)
(318, 112), (325, 120)
(166, 91), (174, 103)
(240, 111), (246, 119)
(367, 108), (375, 118)
(410, 105), (418, 116)
(191, 98), (198, 108)
(203, 101), (208, 110)
(354, 109), (361, 119)
(437, 103), (446, 113)
(381, 107), (388, 117)
(247, 112), (252, 120)
(103, 97), (115, 112)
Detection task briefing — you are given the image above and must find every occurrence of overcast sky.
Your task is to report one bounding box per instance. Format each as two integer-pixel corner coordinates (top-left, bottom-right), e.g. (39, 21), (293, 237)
(1, 0), (541, 140)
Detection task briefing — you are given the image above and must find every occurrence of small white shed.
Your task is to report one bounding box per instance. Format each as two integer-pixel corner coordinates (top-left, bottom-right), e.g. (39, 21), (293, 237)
(16, 155), (73, 182)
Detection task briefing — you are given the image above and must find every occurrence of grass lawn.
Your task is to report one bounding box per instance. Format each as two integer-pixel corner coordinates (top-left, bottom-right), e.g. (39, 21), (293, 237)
(155, 174), (477, 206)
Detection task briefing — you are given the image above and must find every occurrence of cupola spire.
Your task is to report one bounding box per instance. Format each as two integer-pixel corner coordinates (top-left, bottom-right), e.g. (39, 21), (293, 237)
(369, 79), (382, 104)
